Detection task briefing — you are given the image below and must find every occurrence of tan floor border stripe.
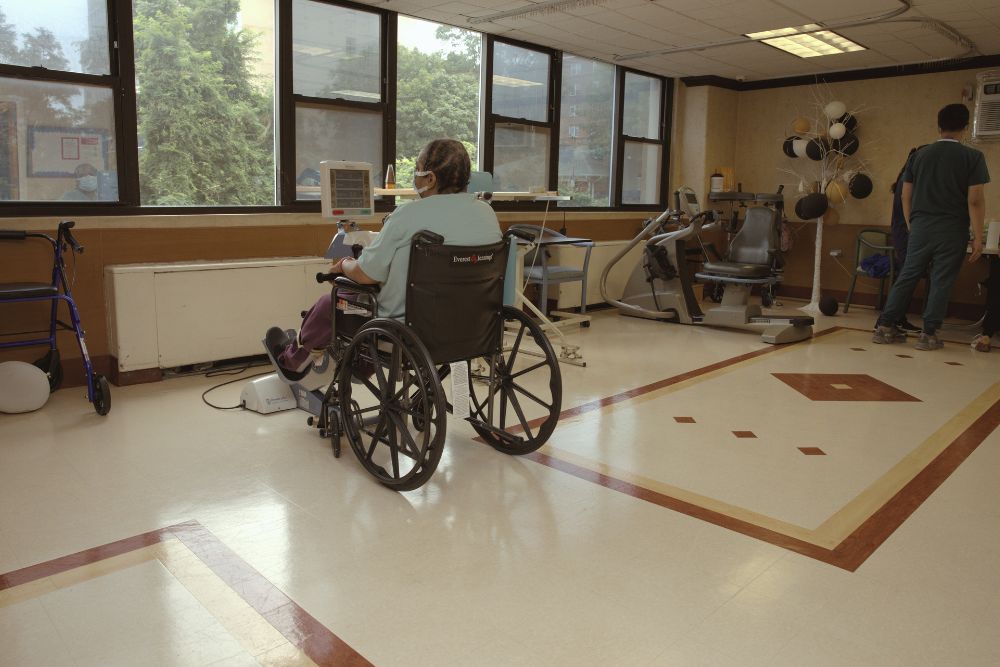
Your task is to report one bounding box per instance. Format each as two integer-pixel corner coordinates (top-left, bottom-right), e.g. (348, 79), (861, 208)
(0, 521), (372, 667)
(524, 327), (1000, 570)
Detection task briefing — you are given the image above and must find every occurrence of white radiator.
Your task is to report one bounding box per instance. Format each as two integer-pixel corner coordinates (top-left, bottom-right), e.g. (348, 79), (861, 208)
(106, 257), (330, 372)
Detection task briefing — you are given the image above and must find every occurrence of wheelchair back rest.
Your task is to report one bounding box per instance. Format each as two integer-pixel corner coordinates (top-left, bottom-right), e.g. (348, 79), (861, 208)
(729, 206), (778, 266)
(405, 235), (509, 364)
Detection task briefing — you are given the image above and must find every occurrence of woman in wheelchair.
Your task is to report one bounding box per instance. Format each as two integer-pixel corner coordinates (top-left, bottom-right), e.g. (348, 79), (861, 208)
(267, 138), (502, 376)
(262, 139), (563, 491)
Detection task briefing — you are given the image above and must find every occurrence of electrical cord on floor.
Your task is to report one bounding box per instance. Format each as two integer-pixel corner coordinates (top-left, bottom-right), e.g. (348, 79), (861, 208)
(201, 369), (272, 410)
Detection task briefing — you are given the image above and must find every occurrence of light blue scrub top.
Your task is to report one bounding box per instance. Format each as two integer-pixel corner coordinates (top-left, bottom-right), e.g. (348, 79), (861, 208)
(357, 192), (502, 319)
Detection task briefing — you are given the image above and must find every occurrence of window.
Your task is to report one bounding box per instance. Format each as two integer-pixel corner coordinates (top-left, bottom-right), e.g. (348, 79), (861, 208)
(290, 0), (383, 201)
(487, 39), (554, 193)
(133, 0), (277, 206)
(0, 2), (117, 202)
(395, 16), (481, 188)
(558, 54), (614, 208)
(616, 70), (669, 206)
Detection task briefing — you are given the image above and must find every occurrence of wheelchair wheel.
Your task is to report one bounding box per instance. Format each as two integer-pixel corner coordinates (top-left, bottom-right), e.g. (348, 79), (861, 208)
(339, 319), (447, 491)
(469, 306), (562, 455)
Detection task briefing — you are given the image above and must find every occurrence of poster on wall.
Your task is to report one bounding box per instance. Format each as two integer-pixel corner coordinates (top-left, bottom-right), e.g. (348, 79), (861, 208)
(27, 126), (109, 177)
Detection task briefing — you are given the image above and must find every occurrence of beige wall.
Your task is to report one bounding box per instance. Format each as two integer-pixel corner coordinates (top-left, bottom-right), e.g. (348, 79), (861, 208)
(670, 85), (739, 204)
(733, 68), (1000, 224)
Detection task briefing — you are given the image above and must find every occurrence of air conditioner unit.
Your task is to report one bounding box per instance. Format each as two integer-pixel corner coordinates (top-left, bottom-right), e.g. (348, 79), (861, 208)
(972, 71), (1000, 141)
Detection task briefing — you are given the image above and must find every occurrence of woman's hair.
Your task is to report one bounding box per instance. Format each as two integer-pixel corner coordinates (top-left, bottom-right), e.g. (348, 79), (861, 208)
(418, 139), (471, 194)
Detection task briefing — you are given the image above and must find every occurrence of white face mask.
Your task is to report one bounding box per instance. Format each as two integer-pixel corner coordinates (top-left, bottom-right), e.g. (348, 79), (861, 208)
(413, 170), (433, 196)
(77, 175), (98, 192)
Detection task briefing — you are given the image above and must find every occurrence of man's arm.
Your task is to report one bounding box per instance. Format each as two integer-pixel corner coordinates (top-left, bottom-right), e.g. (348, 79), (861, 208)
(332, 257), (378, 284)
(968, 183), (985, 263)
(901, 181), (913, 229)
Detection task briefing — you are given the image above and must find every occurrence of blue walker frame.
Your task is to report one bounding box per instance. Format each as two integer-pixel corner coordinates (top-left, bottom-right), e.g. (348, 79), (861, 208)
(0, 220), (111, 415)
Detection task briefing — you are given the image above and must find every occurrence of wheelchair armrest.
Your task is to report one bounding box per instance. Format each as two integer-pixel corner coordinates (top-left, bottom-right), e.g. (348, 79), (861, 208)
(333, 276), (380, 295)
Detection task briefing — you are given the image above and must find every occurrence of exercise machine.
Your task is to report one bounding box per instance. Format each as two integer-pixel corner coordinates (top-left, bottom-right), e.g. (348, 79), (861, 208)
(600, 187), (813, 344)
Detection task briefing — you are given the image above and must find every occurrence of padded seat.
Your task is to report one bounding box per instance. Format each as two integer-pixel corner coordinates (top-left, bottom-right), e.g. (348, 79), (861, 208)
(700, 261), (772, 278)
(0, 282), (59, 300)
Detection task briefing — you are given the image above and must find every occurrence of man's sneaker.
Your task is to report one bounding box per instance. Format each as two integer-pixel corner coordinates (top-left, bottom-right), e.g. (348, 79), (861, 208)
(914, 332), (944, 351)
(896, 319), (921, 334)
(872, 325), (906, 344)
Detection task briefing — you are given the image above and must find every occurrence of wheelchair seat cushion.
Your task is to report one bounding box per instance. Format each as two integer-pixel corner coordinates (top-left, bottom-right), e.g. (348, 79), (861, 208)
(700, 261), (772, 278)
(0, 282), (59, 300)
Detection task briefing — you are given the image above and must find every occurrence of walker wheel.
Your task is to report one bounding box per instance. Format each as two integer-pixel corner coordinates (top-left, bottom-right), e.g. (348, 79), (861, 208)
(33, 350), (63, 391)
(92, 374), (111, 416)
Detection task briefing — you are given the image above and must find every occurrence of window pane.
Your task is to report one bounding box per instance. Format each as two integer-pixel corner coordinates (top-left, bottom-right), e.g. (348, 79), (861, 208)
(295, 105), (382, 201)
(395, 17), (481, 188)
(133, 0), (276, 206)
(558, 55), (613, 207)
(623, 72), (661, 139)
(622, 141), (661, 205)
(493, 123), (549, 192)
(0, 1), (109, 74)
(492, 42), (548, 122)
(293, 0), (380, 103)
(0, 78), (116, 202)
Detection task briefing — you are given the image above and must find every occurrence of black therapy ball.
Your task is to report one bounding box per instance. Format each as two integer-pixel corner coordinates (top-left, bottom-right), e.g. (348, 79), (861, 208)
(819, 295), (839, 316)
(849, 172), (874, 199)
(833, 132), (860, 156)
(837, 112), (858, 132)
(805, 138), (827, 161)
(794, 192), (829, 220)
(782, 136), (799, 158)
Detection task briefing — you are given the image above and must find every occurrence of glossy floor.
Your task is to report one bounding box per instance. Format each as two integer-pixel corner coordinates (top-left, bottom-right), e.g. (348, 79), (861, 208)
(2, 300), (999, 666)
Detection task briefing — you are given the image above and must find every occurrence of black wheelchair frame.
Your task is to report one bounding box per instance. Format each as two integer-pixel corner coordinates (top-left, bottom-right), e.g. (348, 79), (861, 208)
(0, 220), (111, 415)
(310, 229), (563, 491)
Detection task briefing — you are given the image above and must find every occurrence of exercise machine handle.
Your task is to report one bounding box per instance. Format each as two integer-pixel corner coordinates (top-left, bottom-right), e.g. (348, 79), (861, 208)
(0, 230), (27, 240)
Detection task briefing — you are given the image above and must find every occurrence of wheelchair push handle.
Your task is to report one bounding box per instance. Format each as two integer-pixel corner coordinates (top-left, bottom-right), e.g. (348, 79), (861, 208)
(316, 271), (338, 283)
(59, 220), (84, 253)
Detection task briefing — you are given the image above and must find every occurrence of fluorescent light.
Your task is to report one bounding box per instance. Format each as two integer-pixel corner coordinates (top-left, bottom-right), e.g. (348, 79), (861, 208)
(493, 74), (544, 88)
(746, 24), (866, 58)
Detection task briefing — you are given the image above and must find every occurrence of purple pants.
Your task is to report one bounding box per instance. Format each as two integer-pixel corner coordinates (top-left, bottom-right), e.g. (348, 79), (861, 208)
(277, 293), (369, 372)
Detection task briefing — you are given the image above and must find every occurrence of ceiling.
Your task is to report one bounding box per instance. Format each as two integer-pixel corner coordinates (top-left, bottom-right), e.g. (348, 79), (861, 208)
(361, 0), (1000, 81)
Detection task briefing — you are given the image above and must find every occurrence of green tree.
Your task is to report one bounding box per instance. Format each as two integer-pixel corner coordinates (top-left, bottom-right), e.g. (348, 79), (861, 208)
(393, 26), (480, 186)
(0, 9), (18, 63)
(133, 0), (274, 205)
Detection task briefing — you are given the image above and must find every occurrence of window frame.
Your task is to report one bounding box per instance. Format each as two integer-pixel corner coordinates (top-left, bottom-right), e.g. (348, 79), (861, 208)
(613, 66), (672, 211)
(483, 35), (560, 212)
(0, 1), (674, 217)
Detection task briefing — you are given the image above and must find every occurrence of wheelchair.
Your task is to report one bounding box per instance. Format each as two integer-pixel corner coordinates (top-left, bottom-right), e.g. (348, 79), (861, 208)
(278, 229), (563, 491)
(0, 220), (111, 415)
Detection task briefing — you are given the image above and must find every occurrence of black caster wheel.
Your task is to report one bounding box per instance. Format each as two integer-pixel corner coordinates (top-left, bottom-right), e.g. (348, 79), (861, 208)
(307, 417), (315, 426)
(92, 374), (111, 416)
(33, 349), (63, 391)
(581, 320), (591, 328)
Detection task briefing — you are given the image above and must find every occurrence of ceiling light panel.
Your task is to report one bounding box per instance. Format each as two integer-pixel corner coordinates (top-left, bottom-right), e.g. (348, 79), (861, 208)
(746, 24), (866, 58)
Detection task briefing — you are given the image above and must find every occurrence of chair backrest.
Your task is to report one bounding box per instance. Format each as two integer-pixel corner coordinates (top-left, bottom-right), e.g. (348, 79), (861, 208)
(729, 206), (778, 266)
(405, 233), (509, 364)
(856, 229), (891, 262)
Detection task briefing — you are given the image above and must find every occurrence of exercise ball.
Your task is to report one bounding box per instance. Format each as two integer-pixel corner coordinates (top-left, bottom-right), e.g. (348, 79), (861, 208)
(828, 122), (847, 140)
(837, 112), (858, 132)
(0, 361), (51, 413)
(826, 180), (849, 204)
(833, 132), (860, 156)
(792, 117), (811, 134)
(792, 138), (810, 158)
(823, 100), (847, 119)
(794, 192), (829, 220)
(782, 136), (800, 158)
(805, 138), (827, 161)
(819, 296), (839, 316)
(849, 173), (874, 199)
